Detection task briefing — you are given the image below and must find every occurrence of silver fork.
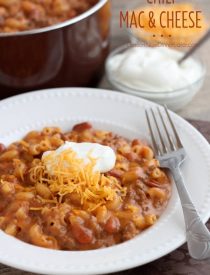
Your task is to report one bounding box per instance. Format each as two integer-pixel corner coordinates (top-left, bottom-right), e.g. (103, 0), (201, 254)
(146, 106), (210, 260)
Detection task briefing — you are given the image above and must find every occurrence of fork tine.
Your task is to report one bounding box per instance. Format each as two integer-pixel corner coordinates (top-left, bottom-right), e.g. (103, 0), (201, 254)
(145, 110), (161, 156)
(151, 109), (168, 154)
(157, 107), (176, 151)
(164, 106), (183, 148)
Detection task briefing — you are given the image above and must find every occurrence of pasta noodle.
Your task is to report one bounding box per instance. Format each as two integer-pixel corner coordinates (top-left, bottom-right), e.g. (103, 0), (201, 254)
(0, 122), (171, 250)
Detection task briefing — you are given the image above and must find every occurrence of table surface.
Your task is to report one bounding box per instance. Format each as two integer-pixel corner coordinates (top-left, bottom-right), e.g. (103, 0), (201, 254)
(1, 0), (210, 274)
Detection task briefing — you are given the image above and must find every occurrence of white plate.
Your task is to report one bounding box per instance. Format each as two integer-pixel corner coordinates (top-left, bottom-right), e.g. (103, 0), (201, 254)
(0, 88), (210, 275)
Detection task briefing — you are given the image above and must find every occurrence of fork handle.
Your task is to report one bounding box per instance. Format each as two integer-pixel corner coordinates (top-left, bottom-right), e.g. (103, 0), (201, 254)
(171, 167), (210, 260)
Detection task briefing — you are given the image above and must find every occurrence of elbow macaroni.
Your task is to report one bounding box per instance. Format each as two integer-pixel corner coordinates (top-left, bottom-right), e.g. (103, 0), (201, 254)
(0, 123), (171, 250)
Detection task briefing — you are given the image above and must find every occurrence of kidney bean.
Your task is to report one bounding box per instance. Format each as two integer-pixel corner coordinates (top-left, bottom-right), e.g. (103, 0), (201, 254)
(108, 169), (124, 179)
(72, 122), (92, 132)
(131, 139), (142, 146)
(145, 180), (164, 188)
(71, 223), (93, 244)
(124, 152), (138, 162)
(0, 143), (6, 154)
(104, 216), (120, 234)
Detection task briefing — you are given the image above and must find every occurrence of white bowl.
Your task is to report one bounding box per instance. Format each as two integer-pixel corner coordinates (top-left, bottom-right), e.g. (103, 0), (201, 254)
(0, 88), (210, 274)
(105, 44), (206, 111)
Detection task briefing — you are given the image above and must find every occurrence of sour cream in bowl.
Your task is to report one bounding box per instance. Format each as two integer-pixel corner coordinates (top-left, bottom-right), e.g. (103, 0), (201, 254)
(106, 44), (206, 111)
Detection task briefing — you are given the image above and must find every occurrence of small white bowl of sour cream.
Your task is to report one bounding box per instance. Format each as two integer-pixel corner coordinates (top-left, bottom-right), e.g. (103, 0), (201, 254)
(105, 44), (206, 111)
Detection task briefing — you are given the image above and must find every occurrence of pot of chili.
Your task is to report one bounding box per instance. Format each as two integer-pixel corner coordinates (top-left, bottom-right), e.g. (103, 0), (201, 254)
(0, 0), (110, 98)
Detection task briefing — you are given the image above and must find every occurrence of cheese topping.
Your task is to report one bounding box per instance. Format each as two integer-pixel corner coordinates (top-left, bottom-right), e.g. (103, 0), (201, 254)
(42, 142), (116, 174)
(30, 142), (125, 211)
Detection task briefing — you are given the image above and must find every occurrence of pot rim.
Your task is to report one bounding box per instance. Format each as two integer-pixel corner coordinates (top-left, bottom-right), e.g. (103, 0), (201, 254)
(0, 0), (108, 38)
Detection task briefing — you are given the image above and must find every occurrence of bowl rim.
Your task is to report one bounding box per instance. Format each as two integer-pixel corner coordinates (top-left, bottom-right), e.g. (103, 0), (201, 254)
(0, 0), (108, 38)
(105, 43), (206, 96)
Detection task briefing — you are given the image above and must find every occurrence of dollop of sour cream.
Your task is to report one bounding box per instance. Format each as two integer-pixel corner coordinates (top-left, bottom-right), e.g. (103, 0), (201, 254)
(42, 142), (116, 173)
(107, 46), (202, 92)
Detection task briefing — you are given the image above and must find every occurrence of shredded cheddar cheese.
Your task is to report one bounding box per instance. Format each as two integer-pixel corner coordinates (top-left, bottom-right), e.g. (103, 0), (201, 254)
(29, 149), (126, 211)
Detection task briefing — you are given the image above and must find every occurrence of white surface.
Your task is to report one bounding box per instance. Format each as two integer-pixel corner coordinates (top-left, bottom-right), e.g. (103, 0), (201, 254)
(107, 46), (202, 92)
(43, 141), (116, 173)
(0, 88), (210, 275)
